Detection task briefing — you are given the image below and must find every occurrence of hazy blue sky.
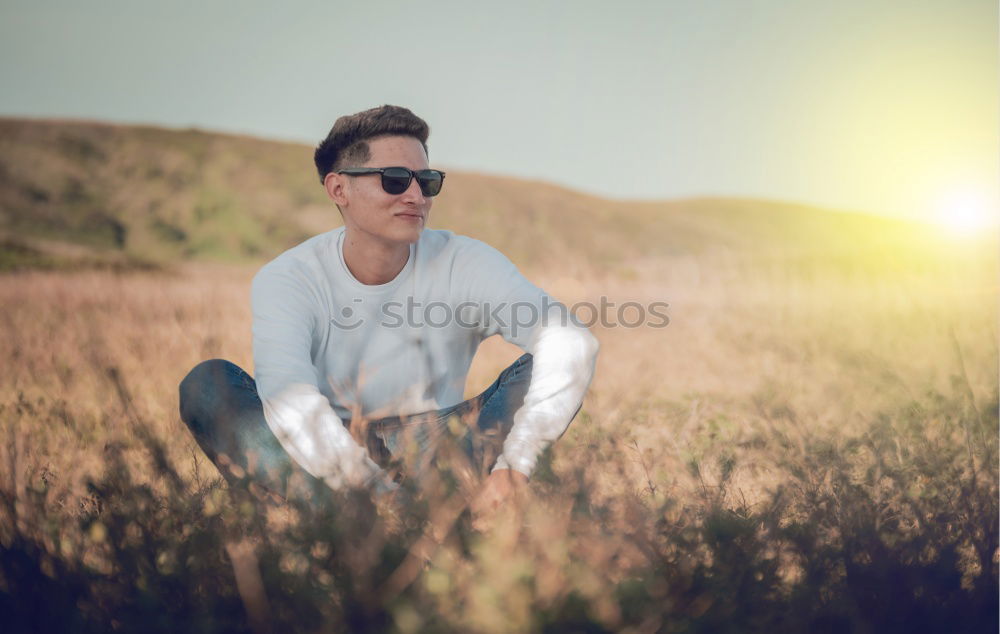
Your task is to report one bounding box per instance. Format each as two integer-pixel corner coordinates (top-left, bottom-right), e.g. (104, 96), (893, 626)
(1, 0), (996, 223)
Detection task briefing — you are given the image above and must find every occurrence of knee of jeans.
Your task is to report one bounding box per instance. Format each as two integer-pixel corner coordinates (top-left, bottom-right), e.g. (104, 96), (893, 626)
(504, 352), (534, 384)
(179, 358), (235, 425)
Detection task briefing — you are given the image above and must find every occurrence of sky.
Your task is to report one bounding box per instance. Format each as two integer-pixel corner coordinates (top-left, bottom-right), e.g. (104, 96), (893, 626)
(1, 0), (996, 225)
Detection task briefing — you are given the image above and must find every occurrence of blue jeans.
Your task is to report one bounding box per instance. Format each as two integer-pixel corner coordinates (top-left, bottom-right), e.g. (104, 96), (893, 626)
(178, 354), (534, 498)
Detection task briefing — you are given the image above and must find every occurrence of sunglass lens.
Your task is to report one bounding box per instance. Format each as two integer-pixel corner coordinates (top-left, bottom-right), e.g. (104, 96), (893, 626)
(381, 167), (412, 195)
(417, 170), (444, 197)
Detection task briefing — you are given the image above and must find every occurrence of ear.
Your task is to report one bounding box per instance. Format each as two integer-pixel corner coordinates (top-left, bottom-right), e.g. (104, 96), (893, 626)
(324, 172), (349, 207)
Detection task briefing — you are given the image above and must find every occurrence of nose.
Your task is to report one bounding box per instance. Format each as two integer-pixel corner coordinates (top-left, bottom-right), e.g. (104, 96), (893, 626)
(399, 175), (427, 202)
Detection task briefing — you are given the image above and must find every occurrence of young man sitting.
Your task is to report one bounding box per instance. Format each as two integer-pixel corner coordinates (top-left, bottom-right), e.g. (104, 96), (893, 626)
(179, 105), (599, 517)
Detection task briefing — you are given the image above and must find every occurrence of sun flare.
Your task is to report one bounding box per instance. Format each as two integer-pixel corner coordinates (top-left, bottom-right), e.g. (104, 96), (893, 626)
(935, 188), (997, 236)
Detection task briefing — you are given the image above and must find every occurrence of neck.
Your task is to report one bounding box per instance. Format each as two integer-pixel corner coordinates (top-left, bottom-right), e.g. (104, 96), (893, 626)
(341, 227), (411, 285)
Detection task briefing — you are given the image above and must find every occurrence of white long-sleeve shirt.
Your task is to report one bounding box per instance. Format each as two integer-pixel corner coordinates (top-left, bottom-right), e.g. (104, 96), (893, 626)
(250, 226), (599, 491)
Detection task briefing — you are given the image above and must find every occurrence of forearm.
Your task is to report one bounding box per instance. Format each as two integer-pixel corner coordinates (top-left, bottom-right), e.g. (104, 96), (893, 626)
(261, 382), (387, 491)
(492, 323), (599, 477)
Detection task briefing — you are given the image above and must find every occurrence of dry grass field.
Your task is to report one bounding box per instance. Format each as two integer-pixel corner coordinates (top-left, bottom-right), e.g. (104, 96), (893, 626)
(1, 115), (997, 633)
(1, 240), (997, 632)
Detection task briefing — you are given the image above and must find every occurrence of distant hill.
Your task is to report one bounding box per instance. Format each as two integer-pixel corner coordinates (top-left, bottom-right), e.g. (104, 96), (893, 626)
(0, 117), (978, 273)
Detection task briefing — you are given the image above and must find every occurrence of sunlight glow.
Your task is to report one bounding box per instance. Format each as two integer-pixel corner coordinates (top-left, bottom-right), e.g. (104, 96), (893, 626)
(935, 188), (997, 236)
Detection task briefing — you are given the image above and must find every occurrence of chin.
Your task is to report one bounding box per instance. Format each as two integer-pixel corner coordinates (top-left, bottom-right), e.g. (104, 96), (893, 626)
(387, 226), (423, 245)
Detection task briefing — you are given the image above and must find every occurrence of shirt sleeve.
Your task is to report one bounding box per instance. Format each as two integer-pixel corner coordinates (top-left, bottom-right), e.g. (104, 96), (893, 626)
(251, 263), (392, 492)
(457, 240), (600, 478)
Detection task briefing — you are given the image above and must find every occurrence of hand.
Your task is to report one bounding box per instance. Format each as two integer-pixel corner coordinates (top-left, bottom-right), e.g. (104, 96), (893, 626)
(370, 479), (416, 534)
(370, 473), (401, 498)
(470, 468), (528, 531)
(370, 470), (410, 509)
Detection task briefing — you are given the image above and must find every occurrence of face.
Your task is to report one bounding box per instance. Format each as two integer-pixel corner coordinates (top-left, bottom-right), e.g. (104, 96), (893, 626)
(326, 135), (433, 247)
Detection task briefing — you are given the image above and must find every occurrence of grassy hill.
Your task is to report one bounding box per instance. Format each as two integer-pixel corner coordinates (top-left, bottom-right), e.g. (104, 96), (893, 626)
(0, 117), (989, 274)
(1, 118), (997, 632)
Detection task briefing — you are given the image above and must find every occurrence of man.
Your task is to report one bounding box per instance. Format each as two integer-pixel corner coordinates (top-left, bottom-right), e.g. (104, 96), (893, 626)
(179, 105), (599, 517)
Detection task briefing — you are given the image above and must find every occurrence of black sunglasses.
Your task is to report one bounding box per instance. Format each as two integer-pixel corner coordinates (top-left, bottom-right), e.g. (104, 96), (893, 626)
(336, 166), (446, 197)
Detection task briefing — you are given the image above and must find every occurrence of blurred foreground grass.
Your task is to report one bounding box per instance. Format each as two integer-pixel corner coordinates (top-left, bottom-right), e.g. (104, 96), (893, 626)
(0, 247), (997, 633)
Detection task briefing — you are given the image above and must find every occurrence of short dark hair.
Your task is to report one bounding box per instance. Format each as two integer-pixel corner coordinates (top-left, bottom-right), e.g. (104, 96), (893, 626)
(313, 105), (430, 184)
